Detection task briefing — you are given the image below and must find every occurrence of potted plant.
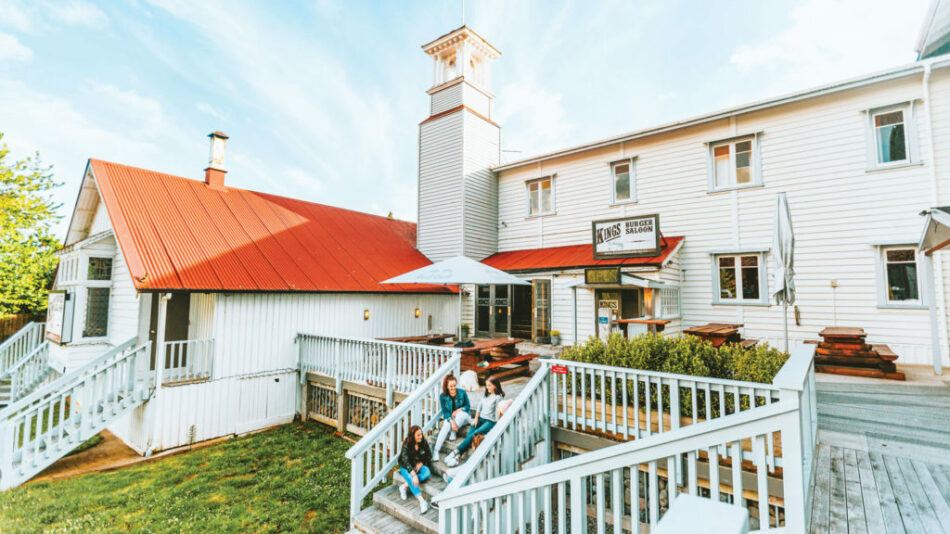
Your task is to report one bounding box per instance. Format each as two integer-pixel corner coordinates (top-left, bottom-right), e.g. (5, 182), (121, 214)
(550, 330), (561, 345)
(460, 324), (470, 339)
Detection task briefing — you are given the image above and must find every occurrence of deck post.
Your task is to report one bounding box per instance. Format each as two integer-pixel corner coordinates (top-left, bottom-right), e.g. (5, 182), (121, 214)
(337, 386), (348, 432)
(385, 346), (395, 408)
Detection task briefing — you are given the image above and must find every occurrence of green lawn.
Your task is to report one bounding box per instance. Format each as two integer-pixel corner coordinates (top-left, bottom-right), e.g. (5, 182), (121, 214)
(0, 421), (353, 533)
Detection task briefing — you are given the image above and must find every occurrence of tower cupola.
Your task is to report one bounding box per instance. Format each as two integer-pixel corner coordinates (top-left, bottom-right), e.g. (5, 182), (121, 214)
(422, 26), (500, 92)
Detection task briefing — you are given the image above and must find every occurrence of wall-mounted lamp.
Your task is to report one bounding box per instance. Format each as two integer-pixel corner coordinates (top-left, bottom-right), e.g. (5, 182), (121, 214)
(363, 309), (370, 321)
(414, 308), (421, 318)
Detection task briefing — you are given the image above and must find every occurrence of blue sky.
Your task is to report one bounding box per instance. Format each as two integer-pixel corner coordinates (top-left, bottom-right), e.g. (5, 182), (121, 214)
(0, 0), (931, 238)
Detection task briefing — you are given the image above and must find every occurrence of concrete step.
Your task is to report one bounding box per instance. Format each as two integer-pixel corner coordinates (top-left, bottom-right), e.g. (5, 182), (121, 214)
(373, 484), (439, 534)
(351, 505), (426, 534)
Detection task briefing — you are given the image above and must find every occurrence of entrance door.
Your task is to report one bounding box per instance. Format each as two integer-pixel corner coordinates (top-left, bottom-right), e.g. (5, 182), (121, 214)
(474, 285), (512, 337)
(511, 285), (533, 339)
(533, 280), (551, 341)
(149, 293), (190, 369)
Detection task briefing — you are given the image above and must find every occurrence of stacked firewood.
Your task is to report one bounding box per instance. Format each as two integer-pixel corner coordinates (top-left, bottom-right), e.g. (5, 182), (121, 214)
(812, 327), (905, 381)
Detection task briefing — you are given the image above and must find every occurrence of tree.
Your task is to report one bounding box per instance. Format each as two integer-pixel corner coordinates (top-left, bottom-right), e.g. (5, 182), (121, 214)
(0, 132), (62, 316)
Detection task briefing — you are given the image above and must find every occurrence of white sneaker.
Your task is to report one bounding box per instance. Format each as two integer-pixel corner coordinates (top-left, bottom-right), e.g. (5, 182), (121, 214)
(432, 452), (440, 462)
(449, 431), (457, 441)
(399, 484), (408, 500)
(419, 498), (429, 514)
(444, 452), (459, 467)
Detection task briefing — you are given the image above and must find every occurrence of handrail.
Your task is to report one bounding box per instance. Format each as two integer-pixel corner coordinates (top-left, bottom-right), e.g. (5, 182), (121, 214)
(298, 332), (452, 352)
(161, 338), (214, 384)
(0, 337), (136, 421)
(0, 322), (45, 377)
(438, 399), (797, 504)
(345, 353), (460, 522)
(439, 364), (551, 494)
(7, 341), (52, 404)
(4, 341), (47, 376)
(550, 357), (782, 391)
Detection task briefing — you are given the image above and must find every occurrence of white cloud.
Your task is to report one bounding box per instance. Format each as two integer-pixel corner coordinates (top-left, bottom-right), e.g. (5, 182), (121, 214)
(196, 102), (225, 121)
(46, 1), (107, 28)
(0, 1), (33, 32)
(730, 0), (928, 95)
(0, 31), (31, 61)
(0, 1), (107, 33)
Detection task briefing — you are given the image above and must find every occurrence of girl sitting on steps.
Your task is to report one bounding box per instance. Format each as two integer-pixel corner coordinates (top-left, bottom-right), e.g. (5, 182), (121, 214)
(443, 375), (505, 468)
(397, 425), (433, 513)
(432, 373), (472, 462)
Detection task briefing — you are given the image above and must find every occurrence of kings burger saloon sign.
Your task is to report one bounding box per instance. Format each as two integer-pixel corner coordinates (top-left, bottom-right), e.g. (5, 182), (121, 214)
(592, 214), (661, 259)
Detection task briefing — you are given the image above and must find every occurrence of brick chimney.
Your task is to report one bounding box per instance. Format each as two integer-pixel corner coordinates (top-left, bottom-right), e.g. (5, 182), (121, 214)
(204, 131), (229, 189)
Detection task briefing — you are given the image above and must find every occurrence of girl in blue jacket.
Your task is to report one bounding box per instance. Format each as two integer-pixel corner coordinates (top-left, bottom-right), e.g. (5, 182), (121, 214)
(432, 373), (471, 462)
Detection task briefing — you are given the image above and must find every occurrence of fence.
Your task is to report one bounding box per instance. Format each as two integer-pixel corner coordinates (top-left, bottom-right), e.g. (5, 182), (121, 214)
(0, 315), (43, 344)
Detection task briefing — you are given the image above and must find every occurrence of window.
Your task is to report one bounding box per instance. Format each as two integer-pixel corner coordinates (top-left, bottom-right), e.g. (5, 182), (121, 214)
(611, 159), (636, 203)
(87, 257), (113, 280)
(527, 177), (554, 216)
(83, 287), (110, 337)
(873, 110), (908, 165)
(883, 247), (919, 304)
(658, 286), (681, 319)
(713, 253), (767, 304)
(708, 135), (759, 191)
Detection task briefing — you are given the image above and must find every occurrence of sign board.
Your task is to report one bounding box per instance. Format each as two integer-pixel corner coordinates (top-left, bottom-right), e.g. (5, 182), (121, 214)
(585, 267), (621, 285)
(592, 214), (661, 259)
(551, 364), (568, 375)
(46, 290), (74, 345)
(597, 307), (614, 341)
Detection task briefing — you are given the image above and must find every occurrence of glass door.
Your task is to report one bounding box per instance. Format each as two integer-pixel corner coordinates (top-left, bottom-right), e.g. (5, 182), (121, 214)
(533, 280), (551, 340)
(475, 285), (492, 337)
(493, 285), (510, 336)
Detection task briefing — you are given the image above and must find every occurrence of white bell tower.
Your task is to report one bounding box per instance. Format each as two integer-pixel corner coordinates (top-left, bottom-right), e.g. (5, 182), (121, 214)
(417, 26), (501, 261)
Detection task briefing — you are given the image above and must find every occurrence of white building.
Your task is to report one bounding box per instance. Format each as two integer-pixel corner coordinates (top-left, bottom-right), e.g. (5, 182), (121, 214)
(46, 133), (459, 454)
(415, 27), (950, 371)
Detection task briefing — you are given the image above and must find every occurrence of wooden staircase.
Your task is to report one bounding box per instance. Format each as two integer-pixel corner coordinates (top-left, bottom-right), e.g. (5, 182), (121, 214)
(349, 432), (467, 534)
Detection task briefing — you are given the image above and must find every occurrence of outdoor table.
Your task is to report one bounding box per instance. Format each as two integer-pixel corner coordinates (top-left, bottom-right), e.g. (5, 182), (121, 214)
(446, 338), (537, 382)
(683, 323), (744, 347)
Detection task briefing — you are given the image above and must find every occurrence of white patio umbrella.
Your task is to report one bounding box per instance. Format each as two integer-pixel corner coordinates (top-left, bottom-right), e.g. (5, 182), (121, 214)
(772, 192), (796, 352)
(382, 255), (530, 340)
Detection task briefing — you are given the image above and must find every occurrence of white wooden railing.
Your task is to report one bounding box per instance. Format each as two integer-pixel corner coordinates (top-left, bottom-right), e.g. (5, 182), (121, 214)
(161, 339), (214, 385)
(549, 359), (782, 441)
(0, 338), (154, 490)
(297, 333), (459, 405)
(344, 353), (461, 520)
(6, 341), (53, 404)
(442, 365), (552, 493)
(0, 322), (45, 378)
(434, 344), (818, 533)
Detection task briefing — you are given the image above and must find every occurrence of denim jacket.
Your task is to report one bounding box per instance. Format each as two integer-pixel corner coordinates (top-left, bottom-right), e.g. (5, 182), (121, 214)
(439, 390), (471, 421)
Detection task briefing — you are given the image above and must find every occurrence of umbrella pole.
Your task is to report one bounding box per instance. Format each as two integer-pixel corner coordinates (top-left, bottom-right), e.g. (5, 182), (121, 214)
(458, 289), (463, 341)
(784, 300), (789, 352)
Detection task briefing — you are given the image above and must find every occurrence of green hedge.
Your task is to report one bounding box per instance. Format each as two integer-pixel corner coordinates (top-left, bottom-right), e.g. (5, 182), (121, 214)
(560, 333), (789, 384)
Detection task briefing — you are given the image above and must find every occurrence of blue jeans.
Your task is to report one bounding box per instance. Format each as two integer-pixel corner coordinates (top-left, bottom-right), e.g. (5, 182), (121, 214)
(399, 465), (431, 497)
(456, 419), (496, 454)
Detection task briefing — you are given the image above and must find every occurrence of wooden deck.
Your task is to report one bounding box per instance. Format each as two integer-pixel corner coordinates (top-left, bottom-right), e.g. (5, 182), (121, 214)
(810, 380), (950, 533)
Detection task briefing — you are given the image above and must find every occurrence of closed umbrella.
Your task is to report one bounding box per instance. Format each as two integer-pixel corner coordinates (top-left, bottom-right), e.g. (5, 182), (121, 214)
(383, 256), (530, 340)
(772, 192), (796, 352)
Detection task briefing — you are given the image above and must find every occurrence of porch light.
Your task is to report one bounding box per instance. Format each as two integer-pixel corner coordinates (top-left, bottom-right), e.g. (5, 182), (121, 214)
(414, 308), (421, 318)
(363, 309), (370, 320)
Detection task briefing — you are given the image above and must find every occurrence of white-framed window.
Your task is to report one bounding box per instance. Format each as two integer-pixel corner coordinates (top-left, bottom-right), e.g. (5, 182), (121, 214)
(610, 159), (636, 204)
(711, 252), (769, 305)
(707, 134), (761, 192)
(80, 255), (113, 339)
(658, 286), (681, 319)
(865, 103), (919, 170)
(876, 245), (923, 307)
(526, 176), (554, 216)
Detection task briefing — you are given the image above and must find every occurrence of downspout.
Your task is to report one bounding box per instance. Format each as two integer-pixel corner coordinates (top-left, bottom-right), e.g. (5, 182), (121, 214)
(145, 293), (170, 456)
(923, 62), (947, 375)
(572, 285), (578, 346)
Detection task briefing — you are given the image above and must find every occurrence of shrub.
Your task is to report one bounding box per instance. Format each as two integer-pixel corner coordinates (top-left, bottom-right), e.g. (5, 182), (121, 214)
(561, 333), (789, 385)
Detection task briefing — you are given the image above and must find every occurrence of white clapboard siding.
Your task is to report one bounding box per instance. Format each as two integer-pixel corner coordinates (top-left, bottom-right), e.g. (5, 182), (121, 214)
(418, 111), (465, 260)
(493, 72), (946, 365)
(430, 80), (463, 115)
(462, 110), (500, 260)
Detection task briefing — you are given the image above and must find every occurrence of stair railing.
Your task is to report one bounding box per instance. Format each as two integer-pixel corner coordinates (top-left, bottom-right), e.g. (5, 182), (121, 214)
(0, 322), (45, 378)
(441, 363), (552, 494)
(344, 353), (461, 520)
(0, 338), (153, 490)
(161, 338), (214, 385)
(6, 341), (52, 403)
(298, 333), (459, 405)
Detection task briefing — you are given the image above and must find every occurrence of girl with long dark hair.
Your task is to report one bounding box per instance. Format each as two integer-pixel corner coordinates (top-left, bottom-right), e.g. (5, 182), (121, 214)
(432, 373), (472, 462)
(397, 424), (433, 513)
(443, 375), (504, 467)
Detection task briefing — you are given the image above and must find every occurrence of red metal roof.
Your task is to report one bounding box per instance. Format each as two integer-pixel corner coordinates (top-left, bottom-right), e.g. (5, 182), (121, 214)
(482, 236), (684, 272)
(89, 159), (453, 293)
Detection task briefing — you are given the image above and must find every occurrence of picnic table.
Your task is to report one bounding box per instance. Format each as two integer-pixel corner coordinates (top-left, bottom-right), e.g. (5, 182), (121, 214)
(808, 327), (905, 380)
(448, 338), (538, 382)
(378, 333), (455, 345)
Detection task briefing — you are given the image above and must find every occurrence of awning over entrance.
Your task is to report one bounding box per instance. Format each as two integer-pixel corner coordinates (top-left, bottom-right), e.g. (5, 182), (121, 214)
(482, 236), (684, 273)
(919, 206), (950, 254)
(565, 273), (667, 289)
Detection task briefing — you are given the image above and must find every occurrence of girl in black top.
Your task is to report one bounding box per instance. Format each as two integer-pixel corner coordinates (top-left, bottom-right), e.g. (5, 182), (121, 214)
(398, 425), (433, 513)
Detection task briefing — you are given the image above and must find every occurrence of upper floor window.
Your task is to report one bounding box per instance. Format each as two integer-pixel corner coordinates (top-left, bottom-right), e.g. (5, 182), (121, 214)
(707, 135), (760, 192)
(866, 103), (919, 170)
(611, 159), (636, 204)
(527, 176), (554, 216)
(83, 287), (110, 338)
(712, 251), (769, 305)
(87, 257), (113, 281)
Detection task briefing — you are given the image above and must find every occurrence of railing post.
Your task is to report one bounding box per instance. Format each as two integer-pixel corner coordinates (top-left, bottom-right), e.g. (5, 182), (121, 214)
(334, 340), (343, 394)
(385, 346), (395, 408)
(778, 407), (807, 532)
(350, 459), (363, 525)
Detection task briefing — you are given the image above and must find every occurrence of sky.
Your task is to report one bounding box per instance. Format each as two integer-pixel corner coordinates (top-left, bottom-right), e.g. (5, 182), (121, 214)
(0, 0), (932, 238)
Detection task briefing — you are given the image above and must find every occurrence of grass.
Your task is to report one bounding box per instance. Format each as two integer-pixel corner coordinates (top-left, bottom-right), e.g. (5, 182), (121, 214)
(0, 421), (353, 533)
